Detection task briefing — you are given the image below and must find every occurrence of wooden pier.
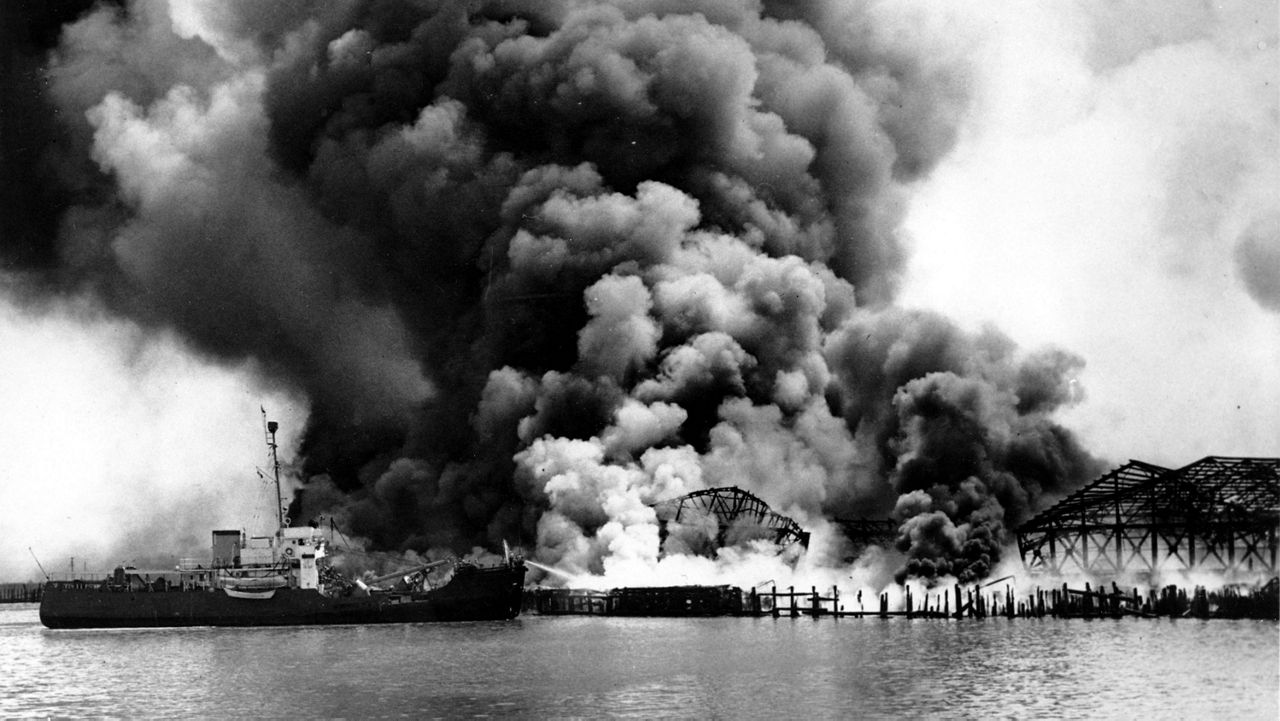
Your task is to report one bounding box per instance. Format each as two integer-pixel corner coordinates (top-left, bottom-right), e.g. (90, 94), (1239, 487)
(744, 578), (1278, 620)
(525, 577), (1279, 621)
(0, 583), (43, 603)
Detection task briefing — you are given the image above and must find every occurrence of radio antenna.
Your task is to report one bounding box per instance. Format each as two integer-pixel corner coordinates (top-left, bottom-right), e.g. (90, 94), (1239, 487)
(261, 407), (285, 529)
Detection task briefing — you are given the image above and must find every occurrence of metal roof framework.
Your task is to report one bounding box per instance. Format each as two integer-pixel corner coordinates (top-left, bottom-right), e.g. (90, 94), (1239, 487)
(1017, 457), (1280, 576)
(651, 487), (810, 549)
(834, 518), (899, 549)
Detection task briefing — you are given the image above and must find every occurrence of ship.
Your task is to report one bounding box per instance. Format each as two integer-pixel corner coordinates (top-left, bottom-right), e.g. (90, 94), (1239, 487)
(39, 419), (525, 629)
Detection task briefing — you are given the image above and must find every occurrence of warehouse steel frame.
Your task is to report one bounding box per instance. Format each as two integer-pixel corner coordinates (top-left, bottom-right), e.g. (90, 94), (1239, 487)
(1017, 457), (1280, 576)
(652, 487), (810, 549)
(834, 518), (899, 549)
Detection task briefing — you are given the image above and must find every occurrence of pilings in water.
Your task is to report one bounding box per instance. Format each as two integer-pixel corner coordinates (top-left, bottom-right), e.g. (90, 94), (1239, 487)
(0, 583), (43, 603)
(738, 578), (1278, 620)
(523, 577), (1279, 620)
(748, 585), (843, 618)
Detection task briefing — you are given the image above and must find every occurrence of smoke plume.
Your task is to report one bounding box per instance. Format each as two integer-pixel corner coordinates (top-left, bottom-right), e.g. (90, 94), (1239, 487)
(5, 0), (1105, 584)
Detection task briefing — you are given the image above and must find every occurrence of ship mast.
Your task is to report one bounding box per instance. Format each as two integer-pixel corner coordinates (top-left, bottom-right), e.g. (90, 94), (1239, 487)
(263, 410), (285, 529)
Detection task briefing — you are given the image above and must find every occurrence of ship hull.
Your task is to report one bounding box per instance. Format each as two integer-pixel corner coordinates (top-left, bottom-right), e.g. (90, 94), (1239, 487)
(40, 563), (525, 629)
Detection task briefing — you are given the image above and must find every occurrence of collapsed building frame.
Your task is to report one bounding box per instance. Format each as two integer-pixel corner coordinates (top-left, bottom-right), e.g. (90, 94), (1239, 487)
(651, 487), (810, 549)
(1017, 457), (1280, 576)
(834, 518), (898, 552)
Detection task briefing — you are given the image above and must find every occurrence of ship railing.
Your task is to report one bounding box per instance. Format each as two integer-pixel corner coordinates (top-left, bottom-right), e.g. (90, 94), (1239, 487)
(177, 558), (205, 571)
(45, 571), (105, 582)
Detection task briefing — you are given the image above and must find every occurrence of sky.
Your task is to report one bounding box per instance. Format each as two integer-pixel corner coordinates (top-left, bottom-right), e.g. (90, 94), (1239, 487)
(0, 0), (1275, 582)
(0, 295), (309, 579)
(899, 2), (1278, 466)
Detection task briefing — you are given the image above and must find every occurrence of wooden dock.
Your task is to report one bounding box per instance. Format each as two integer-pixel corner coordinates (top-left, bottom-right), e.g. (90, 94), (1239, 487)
(525, 577), (1279, 620)
(0, 583), (43, 603)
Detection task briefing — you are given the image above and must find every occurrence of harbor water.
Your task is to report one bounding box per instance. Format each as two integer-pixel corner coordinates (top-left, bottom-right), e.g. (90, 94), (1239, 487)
(2, 603), (1276, 718)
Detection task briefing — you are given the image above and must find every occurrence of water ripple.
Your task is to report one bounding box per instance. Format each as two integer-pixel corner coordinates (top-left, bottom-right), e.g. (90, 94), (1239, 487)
(1, 605), (1275, 718)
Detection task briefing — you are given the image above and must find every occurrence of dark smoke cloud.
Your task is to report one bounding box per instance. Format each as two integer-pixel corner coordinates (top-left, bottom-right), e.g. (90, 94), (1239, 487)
(1234, 213), (1280, 313)
(0, 0), (118, 272)
(11, 0), (1101, 583)
(886, 370), (1097, 582)
(823, 308), (1100, 581)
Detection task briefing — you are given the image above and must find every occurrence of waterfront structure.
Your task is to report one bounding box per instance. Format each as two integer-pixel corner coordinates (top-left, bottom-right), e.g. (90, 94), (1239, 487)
(1016, 456), (1280, 576)
(833, 518), (898, 555)
(651, 487), (810, 550)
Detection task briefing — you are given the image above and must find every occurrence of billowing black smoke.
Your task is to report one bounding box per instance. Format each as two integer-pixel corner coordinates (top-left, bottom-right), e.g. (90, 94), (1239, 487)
(4, 0), (1101, 582)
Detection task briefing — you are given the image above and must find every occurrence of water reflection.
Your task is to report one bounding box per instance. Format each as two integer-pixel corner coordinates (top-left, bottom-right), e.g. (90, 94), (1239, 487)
(2, 605), (1275, 719)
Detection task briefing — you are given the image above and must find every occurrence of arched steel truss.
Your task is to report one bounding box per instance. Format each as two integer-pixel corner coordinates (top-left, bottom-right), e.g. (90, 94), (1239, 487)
(651, 487), (810, 549)
(1017, 457), (1279, 576)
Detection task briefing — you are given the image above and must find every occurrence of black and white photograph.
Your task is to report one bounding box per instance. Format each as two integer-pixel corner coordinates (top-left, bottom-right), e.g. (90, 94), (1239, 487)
(1, 0), (1276, 717)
